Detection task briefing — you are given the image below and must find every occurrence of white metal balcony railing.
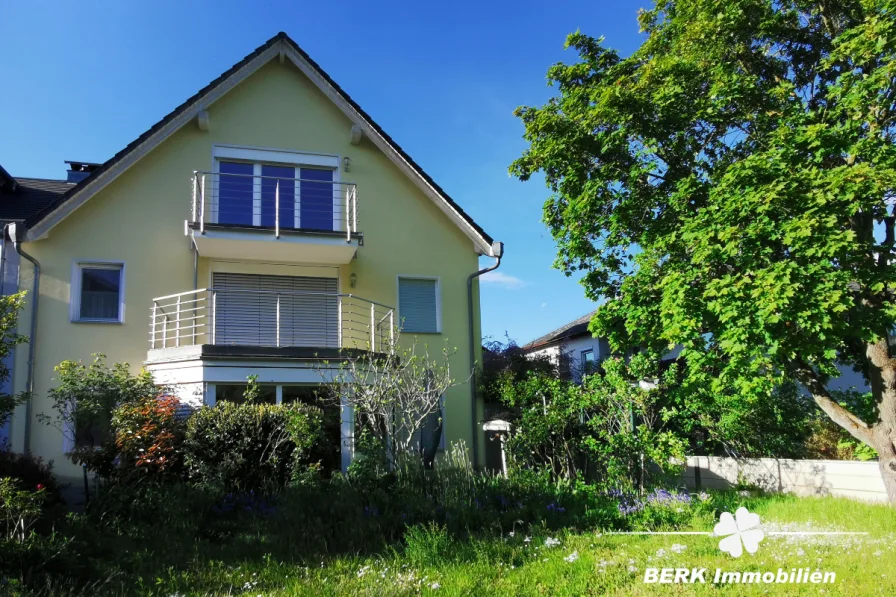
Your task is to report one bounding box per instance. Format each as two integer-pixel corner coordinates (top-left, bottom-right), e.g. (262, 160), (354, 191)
(149, 289), (394, 351)
(190, 170), (359, 241)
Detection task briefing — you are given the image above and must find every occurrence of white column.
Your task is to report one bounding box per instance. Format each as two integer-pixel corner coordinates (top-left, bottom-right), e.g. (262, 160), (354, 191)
(275, 385), (283, 405)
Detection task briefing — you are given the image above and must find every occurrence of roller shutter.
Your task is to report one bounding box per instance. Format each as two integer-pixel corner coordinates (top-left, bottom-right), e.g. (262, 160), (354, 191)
(212, 273), (338, 347)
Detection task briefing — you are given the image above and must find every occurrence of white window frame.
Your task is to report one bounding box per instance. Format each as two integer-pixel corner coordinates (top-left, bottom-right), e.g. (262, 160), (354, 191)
(396, 275), (442, 334)
(70, 261), (126, 324)
(210, 145), (342, 231)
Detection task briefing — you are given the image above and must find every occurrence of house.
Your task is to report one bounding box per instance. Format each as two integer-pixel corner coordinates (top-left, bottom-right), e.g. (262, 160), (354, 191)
(523, 311), (871, 394)
(0, 33), (503, 484)
(522, 310), (609, 381)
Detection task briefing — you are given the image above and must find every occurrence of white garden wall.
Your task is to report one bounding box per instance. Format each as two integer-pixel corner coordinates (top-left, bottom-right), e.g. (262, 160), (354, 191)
(682, 456), (888, 504)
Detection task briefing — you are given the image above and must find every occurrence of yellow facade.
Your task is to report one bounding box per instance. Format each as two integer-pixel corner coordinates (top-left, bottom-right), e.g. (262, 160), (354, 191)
(7, 56), (488, 483)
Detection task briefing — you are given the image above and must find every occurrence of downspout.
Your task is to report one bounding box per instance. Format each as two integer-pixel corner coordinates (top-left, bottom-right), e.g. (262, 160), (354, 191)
(7, 223), (39, 456)
(467, 241), (503, 469)
(192, 239), (199, 290)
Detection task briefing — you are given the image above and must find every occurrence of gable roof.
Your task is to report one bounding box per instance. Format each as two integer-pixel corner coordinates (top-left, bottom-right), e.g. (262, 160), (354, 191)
(22, 32), (498, 255)
(0, 176), (74, 222)
(522, 310), (597, 351)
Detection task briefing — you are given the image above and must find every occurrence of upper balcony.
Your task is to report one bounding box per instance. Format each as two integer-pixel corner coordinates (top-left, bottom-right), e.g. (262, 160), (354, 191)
(186, 169), (360, 264)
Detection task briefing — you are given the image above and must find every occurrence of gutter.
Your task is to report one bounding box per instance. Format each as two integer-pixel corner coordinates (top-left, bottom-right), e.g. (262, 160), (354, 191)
(466, 241), (504, 469)
(7, 223), (39, 456)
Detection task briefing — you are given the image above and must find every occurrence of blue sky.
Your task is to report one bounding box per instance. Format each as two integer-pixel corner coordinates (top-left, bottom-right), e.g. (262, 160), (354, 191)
(0, 0), (647, 345)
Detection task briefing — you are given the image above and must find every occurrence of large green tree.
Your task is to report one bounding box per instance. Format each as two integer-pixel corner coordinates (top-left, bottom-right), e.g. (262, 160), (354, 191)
(512, 0), (896, 501)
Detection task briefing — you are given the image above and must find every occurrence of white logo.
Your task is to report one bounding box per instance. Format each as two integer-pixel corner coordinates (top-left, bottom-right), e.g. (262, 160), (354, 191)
(714, 507), (764, 558)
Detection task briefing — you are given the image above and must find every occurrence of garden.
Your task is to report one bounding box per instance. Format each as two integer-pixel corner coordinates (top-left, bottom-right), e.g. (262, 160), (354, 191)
(2, 337), (894, 596)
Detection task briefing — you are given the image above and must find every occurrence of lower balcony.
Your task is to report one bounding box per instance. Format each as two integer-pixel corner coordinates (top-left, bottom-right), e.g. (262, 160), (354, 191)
(146, 288), (394, 364)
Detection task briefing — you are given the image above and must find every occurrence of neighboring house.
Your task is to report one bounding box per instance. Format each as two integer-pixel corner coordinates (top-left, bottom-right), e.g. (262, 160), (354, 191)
(523, 310), (870, 394)
(522, 310), (610, 382)
(0, 33), (503, 483)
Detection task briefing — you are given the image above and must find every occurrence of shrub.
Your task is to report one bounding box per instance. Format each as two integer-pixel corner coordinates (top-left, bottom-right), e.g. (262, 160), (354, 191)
(0, 451), (62, 506)
(112, 394), (186, 480)
(39, 355), (160, 474)
(500, 356), (686, 490)
(183, 400), (323, 491)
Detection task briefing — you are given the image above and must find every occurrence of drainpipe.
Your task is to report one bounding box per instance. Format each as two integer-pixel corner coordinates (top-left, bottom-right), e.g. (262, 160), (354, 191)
(467, 241), (503, 469)
(7, 223), (39, 456)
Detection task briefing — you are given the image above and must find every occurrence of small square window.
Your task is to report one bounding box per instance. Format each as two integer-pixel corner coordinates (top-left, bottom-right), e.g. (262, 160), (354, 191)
(72, 263), (124, 323)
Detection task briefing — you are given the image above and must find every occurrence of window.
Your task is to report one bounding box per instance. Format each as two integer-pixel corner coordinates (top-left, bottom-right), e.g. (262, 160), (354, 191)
(72, 262), (124, 323)
(398, 277), (440, 333)
(581, 349), (597, 375)
(214, 159), (336, 231)
(216, 384), (277, 405)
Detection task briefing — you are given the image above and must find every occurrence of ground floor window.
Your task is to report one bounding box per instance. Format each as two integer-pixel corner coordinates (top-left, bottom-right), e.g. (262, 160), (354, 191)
(215, 383), (277, 405)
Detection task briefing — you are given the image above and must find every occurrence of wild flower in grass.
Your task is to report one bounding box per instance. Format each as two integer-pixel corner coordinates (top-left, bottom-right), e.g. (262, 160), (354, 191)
(544, 537), (561, 548)
(547, 502), (566, 513)
(671, 543), (686, 554)
(524, 536), (531, 543)
(564, 551), (579, 563)
(430, 582), (441, 590)
(508, 531), (515, 537)
(645, 488), (691, 506)
(655, 548), (667, 558)
(697, 491), (711, 502)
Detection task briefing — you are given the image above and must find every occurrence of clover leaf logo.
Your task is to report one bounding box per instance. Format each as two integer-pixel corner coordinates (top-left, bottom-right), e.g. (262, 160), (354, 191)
(714, 507), (764, 558)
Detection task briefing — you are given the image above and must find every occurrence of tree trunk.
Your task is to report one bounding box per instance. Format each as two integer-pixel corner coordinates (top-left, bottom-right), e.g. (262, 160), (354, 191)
(799, 338), (896, 505)
(869, 340), (896, 505)
(876, 435), (896, 504)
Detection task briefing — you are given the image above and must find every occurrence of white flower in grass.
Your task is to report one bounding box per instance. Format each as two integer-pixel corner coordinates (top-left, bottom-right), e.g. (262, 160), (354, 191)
(628, 565), (638, 573)
(670, 543), (686, 554)
(564, 551), (579, 563)
(524, 536), (531, 543)
(508, 531), (515, 537)
(655, 548), (667, 558)
(544, 537), (561, 548)
(430, 582), (441, 590)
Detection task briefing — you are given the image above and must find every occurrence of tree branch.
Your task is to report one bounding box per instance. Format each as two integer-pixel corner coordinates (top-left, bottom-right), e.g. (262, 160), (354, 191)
(793, 362), (876, 446)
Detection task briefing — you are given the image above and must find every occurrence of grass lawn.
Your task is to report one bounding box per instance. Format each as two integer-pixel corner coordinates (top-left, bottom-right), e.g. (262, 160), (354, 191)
(126, 494), (895, 596)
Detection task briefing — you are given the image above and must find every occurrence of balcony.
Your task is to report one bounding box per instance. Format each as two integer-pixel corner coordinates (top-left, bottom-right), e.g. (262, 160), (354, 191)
(146, 288), (394, 363)
(186, 170), (360, 264)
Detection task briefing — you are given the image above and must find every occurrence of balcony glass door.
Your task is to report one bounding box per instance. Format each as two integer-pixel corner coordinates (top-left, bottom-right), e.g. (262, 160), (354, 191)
(217, 161), (255, 225)
(216, 161), (335, 231)
(299, 168), (334, 231)
(261, 165), (296, 228)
